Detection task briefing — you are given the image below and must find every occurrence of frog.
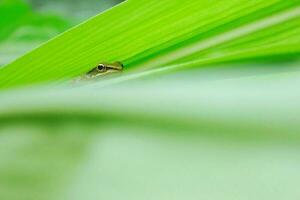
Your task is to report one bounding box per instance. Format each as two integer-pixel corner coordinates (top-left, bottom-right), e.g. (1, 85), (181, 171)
(83, 61), (123, 79)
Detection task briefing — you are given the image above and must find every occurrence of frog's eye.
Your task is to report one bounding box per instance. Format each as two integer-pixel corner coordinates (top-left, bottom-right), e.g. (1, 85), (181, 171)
(97, 64), (106, 72)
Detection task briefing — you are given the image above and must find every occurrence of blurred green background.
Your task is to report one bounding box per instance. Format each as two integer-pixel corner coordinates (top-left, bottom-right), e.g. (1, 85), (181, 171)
(1, 1), (300, 199)
(0, 0), (123, 66)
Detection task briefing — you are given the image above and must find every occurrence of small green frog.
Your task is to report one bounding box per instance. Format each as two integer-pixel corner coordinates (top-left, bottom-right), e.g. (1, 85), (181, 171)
(84, 61), (123, 79)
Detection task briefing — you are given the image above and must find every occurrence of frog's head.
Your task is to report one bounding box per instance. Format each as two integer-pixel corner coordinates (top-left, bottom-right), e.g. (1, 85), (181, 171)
(85, 62), (123, 78)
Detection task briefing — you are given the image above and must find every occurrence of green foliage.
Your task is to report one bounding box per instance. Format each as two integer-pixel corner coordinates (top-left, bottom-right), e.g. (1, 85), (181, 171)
(0, 0), (71, 66)
(1, 1), (300, 199)
(0, 0), (30, 41)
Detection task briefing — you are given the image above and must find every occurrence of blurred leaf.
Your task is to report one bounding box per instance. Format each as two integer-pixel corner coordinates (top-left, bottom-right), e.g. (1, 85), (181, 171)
(0, 0), (30, 41)
(0, 0), (71, 66)
(26, 0), (124, 23)
(1, 65), (300, 199)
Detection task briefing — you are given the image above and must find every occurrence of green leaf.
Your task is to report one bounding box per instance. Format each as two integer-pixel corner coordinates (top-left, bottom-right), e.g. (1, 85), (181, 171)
(1, 0), (300, 89)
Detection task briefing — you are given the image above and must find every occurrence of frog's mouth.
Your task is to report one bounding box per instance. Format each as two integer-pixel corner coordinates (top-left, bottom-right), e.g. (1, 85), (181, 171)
(106, 68), (121, 73)
(106, 62), (123, 72)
